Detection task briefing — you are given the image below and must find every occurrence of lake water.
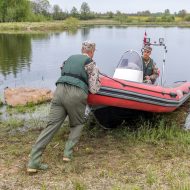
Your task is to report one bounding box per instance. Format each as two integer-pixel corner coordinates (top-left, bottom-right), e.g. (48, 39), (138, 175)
(0, 26), (190, 93)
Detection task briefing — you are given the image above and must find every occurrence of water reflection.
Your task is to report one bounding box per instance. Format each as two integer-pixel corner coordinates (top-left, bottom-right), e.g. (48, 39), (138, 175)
(0, 27), (190, 90)
(0, 33), (50, 79)
(81, 27), (90, 39)
(65, 29), (78, 36)
(0, 34), (31, 78)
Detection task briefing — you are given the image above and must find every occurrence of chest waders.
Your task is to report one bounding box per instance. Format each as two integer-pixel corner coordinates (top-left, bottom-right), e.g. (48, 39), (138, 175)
(27, 55), (91, 172)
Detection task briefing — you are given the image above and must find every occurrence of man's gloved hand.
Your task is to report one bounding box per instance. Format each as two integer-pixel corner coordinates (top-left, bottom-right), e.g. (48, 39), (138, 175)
(144, 76), (152, 84)
(145, 76), (151, 80)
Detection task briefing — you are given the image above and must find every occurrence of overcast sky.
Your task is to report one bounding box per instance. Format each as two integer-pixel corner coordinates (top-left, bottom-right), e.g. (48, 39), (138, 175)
(48, 0), (190, 13)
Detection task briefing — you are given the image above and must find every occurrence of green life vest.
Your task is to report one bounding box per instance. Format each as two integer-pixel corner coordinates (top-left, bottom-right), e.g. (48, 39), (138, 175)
(142, 57), (154, 80)
(56, 54), (91, 94)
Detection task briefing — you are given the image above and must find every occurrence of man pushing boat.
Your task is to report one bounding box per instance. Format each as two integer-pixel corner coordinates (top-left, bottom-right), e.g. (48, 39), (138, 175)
(27, 41), (101, 173)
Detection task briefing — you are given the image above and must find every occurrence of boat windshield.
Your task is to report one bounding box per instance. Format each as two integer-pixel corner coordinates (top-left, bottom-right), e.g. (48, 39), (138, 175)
(117, 50), (143, 71)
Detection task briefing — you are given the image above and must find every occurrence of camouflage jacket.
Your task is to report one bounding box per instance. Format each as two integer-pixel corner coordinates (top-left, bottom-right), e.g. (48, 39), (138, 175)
(142, 57), (159, 84)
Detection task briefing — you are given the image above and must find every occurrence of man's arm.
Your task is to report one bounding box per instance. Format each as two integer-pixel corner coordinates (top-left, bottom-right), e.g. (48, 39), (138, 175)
(85, 61), (101, 94)
(150, 63), (159, 81)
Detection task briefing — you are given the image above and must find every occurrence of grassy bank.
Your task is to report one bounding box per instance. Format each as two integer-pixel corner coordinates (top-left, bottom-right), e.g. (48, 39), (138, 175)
(0, 20), (117, 33)
(0, 100), (190, 189)
(0, 19), (190, 33)
(0, 21), (68, 33)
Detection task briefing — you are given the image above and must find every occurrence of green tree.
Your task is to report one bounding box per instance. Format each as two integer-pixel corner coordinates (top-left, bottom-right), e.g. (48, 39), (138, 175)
(161, 15), (175, 22)
(107, 11), (114, 19)
(137, 10), (151, 16)
(0, 0), (31, 22)
(52, 4), (63, 20)
(184, 14), (190, 21)
(115, 11), (128, 24)
(70, 6), (79, 18)
(80, 2), (90, 19)
(31, 0), (50, 16)
(164, 9), (170, 15)
(0, 0), (6, 22)
(15, 0), (31, 21)
(178, 9), (187, 18)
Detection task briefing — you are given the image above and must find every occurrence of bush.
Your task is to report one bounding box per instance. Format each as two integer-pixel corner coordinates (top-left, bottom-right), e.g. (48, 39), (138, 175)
(64, 17), (80, 30)
(114, 15), (128, 24)
(27, 13), (47, 22)
(184, 15), (190, 21)
(146, 16), (157, 22)
(126, 18), (133, 23)
(161, 15), (175, 22)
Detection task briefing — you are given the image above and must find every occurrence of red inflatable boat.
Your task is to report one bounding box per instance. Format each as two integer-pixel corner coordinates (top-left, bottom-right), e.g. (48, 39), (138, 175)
(88, 76), (190, 113)
(88, 50), (190, 113)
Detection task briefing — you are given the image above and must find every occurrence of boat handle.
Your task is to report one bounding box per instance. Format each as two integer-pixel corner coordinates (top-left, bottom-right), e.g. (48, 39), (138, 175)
(169, 92), (177, 98)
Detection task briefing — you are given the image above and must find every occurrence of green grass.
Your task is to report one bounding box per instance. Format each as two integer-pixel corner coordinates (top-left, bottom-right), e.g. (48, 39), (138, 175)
(146, 168), (157, 186)
(0, 17), (190, 33)
(0, 98), (3, 107)
(7, 103), (37, 114)
(0, 118), (24, 129)
(0, 101), (190, 189)
(73, 181), (87, 190)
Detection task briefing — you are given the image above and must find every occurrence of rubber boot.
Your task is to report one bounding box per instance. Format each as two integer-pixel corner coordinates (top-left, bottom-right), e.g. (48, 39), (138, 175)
(63, 124), (84, 161)
(27, 147), (48, 173)
(63, 140), (75, 161)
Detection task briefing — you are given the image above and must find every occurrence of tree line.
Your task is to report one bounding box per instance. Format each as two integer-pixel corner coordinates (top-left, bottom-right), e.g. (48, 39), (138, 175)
(0, 0), (190, 22)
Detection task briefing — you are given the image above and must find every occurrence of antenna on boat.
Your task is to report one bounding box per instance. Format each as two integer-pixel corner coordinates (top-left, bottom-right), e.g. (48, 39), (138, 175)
(143, 33), (168, 86)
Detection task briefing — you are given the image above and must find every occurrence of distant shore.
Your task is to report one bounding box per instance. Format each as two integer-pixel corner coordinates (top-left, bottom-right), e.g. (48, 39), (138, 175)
(0, 19), (190, 33)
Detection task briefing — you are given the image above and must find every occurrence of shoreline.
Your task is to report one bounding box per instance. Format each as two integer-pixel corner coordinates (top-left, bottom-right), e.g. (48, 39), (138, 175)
(0, 20), (190, 33)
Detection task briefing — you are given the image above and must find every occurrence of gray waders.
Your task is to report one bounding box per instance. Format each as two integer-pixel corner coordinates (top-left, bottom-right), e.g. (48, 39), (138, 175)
(28, 84), (87, 171)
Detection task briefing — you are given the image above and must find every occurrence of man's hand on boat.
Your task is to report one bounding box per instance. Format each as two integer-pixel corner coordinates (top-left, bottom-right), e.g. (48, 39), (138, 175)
(144, 76), (152, 84)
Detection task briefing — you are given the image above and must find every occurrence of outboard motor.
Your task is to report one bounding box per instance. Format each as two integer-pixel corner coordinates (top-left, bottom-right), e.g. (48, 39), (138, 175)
(113, 50), (143, 82)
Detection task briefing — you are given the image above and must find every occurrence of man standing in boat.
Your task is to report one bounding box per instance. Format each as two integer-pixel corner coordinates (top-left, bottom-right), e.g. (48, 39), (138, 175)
(142, 45), (159, 84)
(27, 41), (101, 173)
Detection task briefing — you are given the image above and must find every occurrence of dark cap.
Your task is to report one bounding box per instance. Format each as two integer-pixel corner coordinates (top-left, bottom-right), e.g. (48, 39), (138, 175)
(143, 45), (152, 52)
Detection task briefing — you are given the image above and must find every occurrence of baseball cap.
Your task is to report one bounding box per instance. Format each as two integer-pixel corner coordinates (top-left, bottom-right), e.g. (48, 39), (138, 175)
(82, 40), (96, 51)
(143, 45), (152, 52)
